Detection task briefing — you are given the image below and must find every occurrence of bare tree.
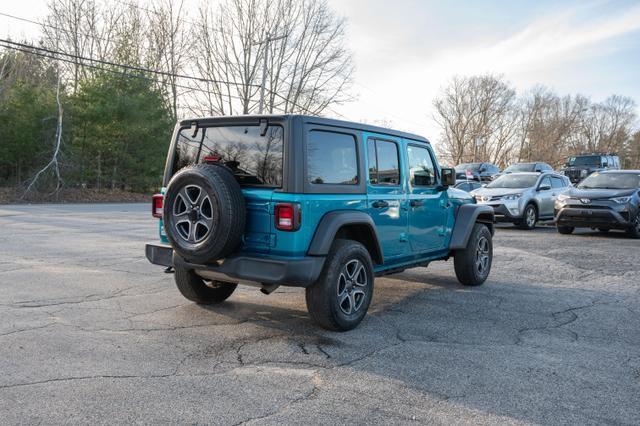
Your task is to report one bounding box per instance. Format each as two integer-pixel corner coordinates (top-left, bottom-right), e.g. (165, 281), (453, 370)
(579, 95), (636, 155)
(145, 0), (190, 120)
(433, 75), (518, 167)
(188, 0), (354, 117)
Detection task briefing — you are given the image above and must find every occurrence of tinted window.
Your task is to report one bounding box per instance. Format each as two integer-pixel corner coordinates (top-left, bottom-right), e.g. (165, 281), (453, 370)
(307, 131), (358, 185)
(455, 163), (480, 172)
(174, 125), (283, 187)
(486, 174), (538, 188)
(407, 145), (436, 186)
(551, 176), (566, 188)
(368, 139), (400, 185)
(578, 172), (640, 189)
(539, 176), (552, 189)
(569, 156), (601, 166)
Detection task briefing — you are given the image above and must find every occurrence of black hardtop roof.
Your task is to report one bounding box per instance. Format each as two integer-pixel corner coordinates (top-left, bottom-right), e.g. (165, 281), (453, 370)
(178, 114), (430, 144)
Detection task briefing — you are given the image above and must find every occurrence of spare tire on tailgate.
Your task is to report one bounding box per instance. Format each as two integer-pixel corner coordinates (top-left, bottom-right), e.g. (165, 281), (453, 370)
(163, 163), (246, 264)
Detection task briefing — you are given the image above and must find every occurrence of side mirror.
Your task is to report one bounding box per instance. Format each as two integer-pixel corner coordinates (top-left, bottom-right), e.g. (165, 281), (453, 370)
(539, 184), (551, 191)
(441, 168), (456, 187)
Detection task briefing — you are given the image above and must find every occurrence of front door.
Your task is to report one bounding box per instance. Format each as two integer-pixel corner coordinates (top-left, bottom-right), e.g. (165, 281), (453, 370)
(405, 143), (448, 252)
(366, 136), (409, 260)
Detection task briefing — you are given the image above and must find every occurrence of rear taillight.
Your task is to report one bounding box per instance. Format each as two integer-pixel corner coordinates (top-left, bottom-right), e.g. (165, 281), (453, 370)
(152, 194), (163, 218)
(274, 203), (300, 231)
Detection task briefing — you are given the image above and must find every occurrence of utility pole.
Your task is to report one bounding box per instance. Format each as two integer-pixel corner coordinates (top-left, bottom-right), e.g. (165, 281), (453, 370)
(253, 32), (287, 114)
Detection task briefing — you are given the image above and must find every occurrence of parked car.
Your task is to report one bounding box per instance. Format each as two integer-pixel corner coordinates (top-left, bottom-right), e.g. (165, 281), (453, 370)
(454, 181), (483, 192)
(554, 170), (640, 238)
(455, 162), (500, 182)
(471, 172), (571, 229)
(561, 153), (620, 184)
(146, 115), (496, 331)
(501, 162), (553, 175)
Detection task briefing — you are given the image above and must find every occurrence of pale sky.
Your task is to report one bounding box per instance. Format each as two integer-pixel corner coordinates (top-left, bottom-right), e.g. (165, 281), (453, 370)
(2, 0), (639, 149)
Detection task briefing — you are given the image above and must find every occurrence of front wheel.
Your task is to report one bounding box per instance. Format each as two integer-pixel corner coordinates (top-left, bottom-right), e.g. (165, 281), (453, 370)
(174, 266), (237, 304)
(557, 225), (574, 235)
(305, 239), (374, 331)
(517, 204), (537, 230)
(454, 223), (492, 286)
(627, 212), (640, 239)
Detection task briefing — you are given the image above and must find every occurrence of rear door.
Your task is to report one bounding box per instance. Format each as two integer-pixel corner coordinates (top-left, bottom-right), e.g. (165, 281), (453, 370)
(365, 136), (409, 259)
(404, 143), (448, 253)
(536, 175), (555, 217)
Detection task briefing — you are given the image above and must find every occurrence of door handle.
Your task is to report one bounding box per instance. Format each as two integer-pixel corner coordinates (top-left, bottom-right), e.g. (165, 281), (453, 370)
(372, 200), (389, 209)
(409, 199), (424, 207)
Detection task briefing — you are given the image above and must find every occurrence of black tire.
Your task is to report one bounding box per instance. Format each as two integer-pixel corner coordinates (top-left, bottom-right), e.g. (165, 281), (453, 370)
(174, 266), (237, 304)
(627, 212), (640, 239)
(305, 239), (374, 332)
(454, 223), (492, 286)
(557, 226), (574, 235)
(598, 228), (610, 233)
(163, 164), (245, 264)
(517, 204), (537, 230)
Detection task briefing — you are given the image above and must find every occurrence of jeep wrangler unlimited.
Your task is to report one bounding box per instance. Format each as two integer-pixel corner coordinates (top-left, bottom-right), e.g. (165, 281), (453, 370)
(146, 115), (495, 331)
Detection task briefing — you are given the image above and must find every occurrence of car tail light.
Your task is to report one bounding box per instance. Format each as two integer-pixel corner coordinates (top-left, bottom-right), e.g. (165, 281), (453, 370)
(152, 194), (163, 218)
(274, 203), (300, 231)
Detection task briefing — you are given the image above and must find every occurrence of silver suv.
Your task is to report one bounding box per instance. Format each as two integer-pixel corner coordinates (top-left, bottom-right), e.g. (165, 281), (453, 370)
(471, 172), (571, 229)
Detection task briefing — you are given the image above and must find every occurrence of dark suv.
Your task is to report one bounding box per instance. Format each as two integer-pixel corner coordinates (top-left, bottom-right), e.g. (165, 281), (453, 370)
(555, 170), (640, 238)
(146, 115), (495, 331)
(561, 153), (620, 184)
(455, 162), (500, 182)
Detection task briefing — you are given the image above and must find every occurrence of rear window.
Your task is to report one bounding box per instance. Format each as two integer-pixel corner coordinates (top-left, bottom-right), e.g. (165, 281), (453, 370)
(173, 125), (284, 187)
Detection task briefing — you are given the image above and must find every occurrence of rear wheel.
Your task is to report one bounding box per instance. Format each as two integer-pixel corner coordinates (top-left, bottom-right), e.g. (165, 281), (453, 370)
(454, 223), (492, 286)
(627, 212), (640, 239)
(517, 204), (537, 230)
(557, 225), (574, 235)
(174, 266), (237, 304)
(305, 239), (374, 331)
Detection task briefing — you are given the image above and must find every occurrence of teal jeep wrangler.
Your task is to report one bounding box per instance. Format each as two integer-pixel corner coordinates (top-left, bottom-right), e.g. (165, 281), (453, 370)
(146, 115), (495, 331)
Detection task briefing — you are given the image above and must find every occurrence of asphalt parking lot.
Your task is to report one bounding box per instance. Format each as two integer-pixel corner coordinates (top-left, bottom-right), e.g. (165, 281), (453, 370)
(0, 203), (638, 424)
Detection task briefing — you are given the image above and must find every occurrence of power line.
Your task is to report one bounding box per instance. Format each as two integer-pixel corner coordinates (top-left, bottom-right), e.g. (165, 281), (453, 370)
(0, 40), (321, 115)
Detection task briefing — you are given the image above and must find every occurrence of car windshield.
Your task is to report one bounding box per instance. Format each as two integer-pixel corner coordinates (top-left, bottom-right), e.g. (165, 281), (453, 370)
(504, 164), (535, 172)
(486, 174), (538, 189)
(173, 124), (284, 187)
(577, 173), (640, 190)
(568, 156), (600, 166)
(455, 163), (480, 172)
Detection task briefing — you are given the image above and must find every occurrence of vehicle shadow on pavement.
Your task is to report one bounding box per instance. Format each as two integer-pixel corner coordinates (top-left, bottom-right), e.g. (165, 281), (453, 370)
(179, 260), (640, 425)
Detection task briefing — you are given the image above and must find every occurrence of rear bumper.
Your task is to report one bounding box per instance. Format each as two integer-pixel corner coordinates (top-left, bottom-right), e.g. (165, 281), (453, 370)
(145, 243), (325, 287)
(554, 207), (633, 229)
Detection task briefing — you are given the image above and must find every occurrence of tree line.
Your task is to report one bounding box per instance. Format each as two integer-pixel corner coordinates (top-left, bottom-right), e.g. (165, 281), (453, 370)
(0, 0), (352, 193)
(433, 75), (639, 169)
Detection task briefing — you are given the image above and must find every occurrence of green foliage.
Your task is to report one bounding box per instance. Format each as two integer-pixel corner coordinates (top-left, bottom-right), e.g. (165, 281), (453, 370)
(70, 71), (173, 192)
(0, 48), (173, 193)
(0, 79), (60, 185)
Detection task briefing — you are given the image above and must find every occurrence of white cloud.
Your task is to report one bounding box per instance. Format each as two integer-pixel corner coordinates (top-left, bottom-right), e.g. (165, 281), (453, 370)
(333, 2), (640, 148)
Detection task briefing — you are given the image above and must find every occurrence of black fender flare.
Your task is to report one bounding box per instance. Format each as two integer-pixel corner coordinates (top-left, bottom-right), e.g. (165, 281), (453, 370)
(449, 204), (495, 250)
(307, 211), (384, 264)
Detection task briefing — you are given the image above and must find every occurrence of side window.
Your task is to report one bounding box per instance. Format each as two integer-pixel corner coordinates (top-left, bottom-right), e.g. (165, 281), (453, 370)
(407, 145), (436, 187)
(307, 130), (358, 185)
(551, 176), (565, 188)
(539, 176), (552, 189)
(368, 139), (400, 185)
